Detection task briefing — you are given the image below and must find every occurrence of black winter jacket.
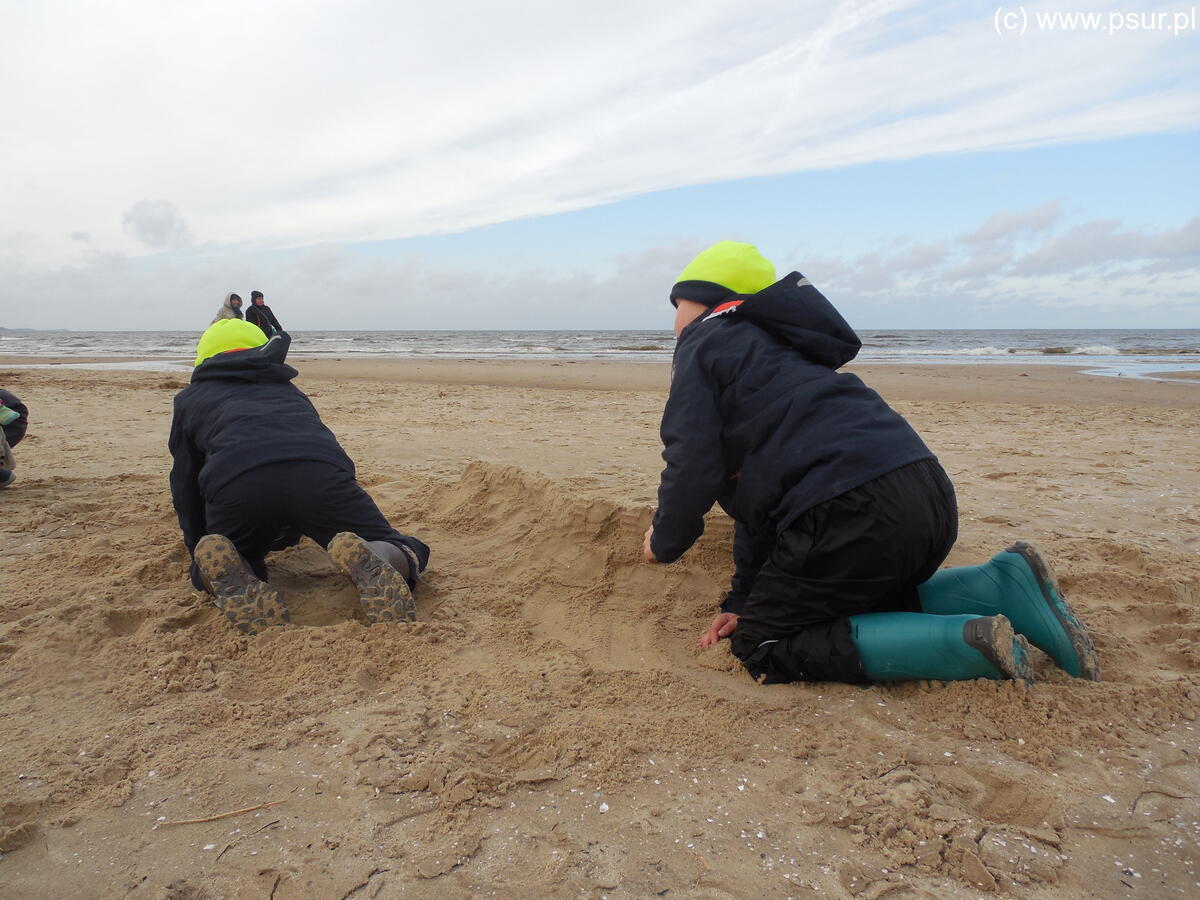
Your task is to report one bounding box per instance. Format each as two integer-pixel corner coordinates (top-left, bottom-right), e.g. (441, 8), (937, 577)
(168, 332), (355, 553)
(245, 303), (283, 337)
(650, 272), (934, 588)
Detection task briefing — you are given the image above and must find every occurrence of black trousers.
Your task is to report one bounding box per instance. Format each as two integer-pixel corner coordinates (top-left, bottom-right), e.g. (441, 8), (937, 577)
(191, 459), (430, 590)
(729, 458), (958, 684)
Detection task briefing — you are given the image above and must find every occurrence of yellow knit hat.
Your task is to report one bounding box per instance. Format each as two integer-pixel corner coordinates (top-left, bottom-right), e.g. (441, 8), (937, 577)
(194, 319), (268, 367)
(670, 241), (777, 307)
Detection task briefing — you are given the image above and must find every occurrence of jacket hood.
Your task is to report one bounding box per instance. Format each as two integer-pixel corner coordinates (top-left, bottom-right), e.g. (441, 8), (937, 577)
(706, 272), (861, 368)
(191, 332), (296, 384)
(220, 292), (244, 319)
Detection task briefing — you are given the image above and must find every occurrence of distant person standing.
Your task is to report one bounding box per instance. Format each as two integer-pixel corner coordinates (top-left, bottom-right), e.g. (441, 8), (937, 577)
(212, 292), (244, 323)
(245, 290), (283, 337)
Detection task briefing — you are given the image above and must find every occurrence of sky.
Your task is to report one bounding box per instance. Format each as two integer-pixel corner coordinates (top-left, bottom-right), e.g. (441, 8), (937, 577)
(0, 0), (1197, 331)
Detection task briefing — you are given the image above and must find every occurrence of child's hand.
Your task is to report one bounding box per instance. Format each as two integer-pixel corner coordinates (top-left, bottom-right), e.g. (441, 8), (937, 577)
(697, 613), (739, 648)
(643, 525), (658, 563)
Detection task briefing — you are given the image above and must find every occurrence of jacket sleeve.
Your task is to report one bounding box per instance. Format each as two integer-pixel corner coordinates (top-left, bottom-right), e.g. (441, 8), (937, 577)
(650, 337), (728, 563)
(168, 397), (207, 556)
(721, 521), (773, 614)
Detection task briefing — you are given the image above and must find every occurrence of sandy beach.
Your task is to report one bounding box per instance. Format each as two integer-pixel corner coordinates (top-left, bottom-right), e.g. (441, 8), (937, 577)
(1, 358), (1198, 898)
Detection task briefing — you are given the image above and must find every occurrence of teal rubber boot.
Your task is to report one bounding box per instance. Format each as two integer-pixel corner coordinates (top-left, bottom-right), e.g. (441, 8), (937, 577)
(918, 542), (1100, 680)
(849, 612), (1035, 683)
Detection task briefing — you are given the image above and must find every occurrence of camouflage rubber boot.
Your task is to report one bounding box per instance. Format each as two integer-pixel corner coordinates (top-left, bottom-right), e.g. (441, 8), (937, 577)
(328, 532), (416, 624)
(194, 534), (292, 634)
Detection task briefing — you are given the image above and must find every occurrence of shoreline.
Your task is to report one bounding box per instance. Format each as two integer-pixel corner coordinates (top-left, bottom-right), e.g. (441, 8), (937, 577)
(4, 356), (1198, 406)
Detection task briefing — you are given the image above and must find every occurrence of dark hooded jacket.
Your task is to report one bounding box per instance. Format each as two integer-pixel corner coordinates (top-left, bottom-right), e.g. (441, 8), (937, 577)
(0, 388), (29, 448)
(650, 272), (934, 585)
(245, 300), (283, 337)
(168, 332), (355, 554)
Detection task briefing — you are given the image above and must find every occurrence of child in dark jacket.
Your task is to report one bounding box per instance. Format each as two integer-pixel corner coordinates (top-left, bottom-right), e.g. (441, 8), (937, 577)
(644, 242), (1099, 685)
(169, 320), (429, 633)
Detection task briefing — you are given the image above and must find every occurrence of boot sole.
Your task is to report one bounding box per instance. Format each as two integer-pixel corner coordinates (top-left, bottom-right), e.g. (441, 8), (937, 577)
(964, 615), (1037, 683)
(399, 544), (422, 584)
(1007, 541), (1101, 681)
(194, 535), (291, 634)
(328, 532), (416, 624)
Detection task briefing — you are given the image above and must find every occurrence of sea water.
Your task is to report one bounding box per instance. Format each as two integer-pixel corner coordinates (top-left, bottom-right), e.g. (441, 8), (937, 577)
(2, 329), (1198, 380)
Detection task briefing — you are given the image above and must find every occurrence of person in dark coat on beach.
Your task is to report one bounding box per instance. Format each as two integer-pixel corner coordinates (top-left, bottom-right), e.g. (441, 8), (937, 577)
(0, 388), (29, 488)
(168, 319), (430, 633)
(245, 290), (283, 337)
(643, 241), (1099, 685)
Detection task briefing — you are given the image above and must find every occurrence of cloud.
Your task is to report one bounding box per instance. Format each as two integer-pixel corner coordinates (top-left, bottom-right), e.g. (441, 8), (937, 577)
(890, 242), (950, 271)
(2, 1), (1197, 266)
(1010, 216), (1200, 275)
(941, 250), (1014, 283)
(121, 200), (192, 250)
(1145, 215), (1200, 257)
(963, 199), (1062, 244)
(813, 206), (1200, 287)
(2, 210), (1196, 331)
(794, 205), (1200, 324)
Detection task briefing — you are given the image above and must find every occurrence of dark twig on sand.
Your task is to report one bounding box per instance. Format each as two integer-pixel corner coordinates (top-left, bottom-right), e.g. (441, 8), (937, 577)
(215, 819), (281, 861)
(339, 868), (389, 899)
(1130, 789), (1192, 815)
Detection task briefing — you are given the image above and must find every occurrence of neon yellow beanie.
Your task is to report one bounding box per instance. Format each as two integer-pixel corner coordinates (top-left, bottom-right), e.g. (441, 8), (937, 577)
(194, 319), (268, 367)
(670, 241), (777, 307)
